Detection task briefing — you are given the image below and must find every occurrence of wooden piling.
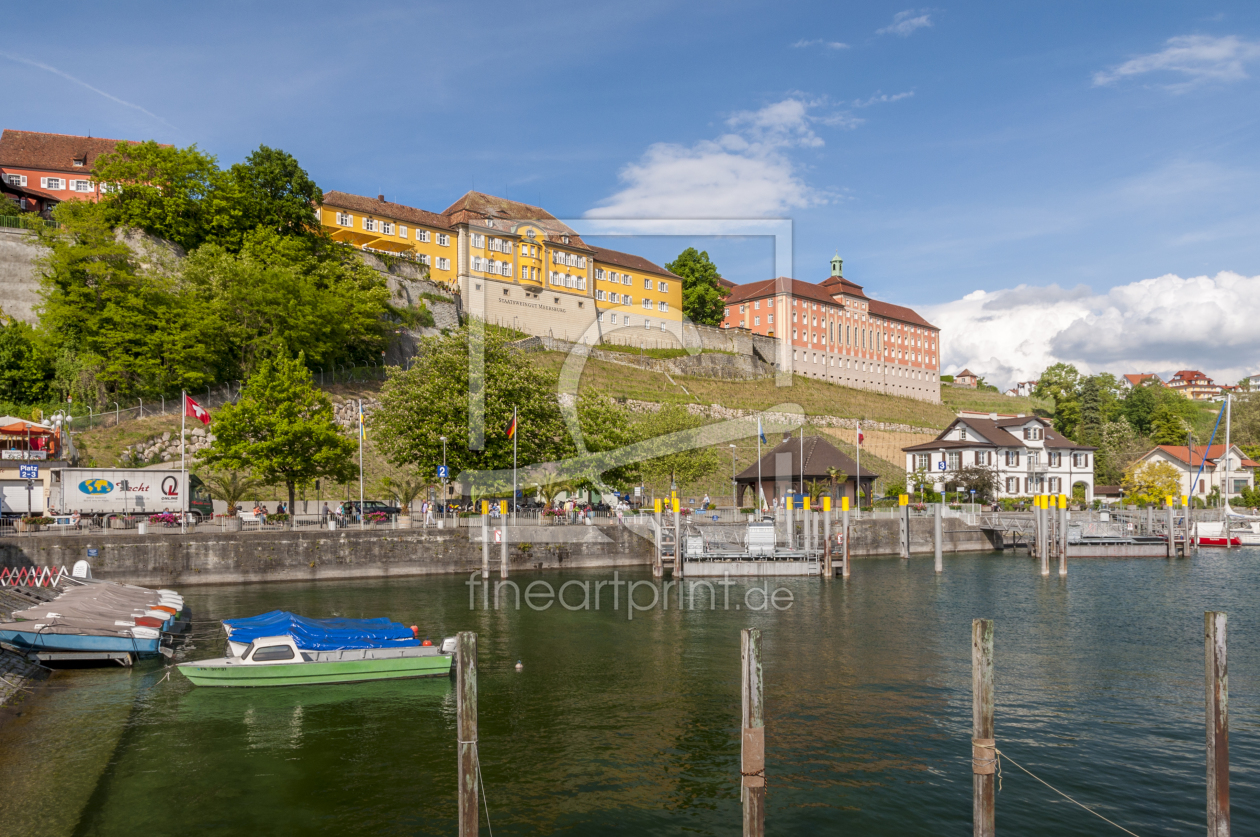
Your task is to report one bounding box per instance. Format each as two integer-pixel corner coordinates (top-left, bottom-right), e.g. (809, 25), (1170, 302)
(934, 501), (943, 573)
(456, 631), (479, 837)
(741, 627), (765, 837)
(1206, 611), (1230, 836)
(972, 618), (995, 837)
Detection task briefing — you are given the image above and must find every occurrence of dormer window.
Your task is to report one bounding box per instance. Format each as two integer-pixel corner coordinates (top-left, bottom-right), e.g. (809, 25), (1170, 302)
(72, 157), (86, 167)
(562, 235), (570, 244)
(959, 427), (967, 441)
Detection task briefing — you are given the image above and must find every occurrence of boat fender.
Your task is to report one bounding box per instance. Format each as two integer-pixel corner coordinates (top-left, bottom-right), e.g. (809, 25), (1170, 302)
(421, 637), (433, 646)
(515, 660), (523, 672)
(410, 625), (419, 638)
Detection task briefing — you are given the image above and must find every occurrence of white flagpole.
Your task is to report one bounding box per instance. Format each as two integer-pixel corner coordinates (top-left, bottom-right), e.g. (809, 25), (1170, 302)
(512, 406), (518, 525)
(358, 398), (364, 530)
(180, 390), (186, 533)
(856, 422), (861, 517)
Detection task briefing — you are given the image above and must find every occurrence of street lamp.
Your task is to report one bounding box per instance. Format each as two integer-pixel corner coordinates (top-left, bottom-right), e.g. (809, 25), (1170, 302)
(730, 444), (737, 510)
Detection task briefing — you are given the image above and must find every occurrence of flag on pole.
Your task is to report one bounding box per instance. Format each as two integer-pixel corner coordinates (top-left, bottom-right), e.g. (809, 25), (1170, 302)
(358, 401), (365, 440)
(758, 418), (767, 444)
(506, 413), (518, 439)
(856, 423), (864, 445)
(184, 394), (211, 425)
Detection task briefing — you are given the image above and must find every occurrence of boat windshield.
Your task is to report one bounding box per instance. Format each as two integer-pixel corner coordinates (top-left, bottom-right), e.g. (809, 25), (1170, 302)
(238, 642), (254, 660)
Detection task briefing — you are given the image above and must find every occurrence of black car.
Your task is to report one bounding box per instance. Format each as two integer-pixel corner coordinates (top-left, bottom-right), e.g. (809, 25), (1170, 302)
(341, 500), (402, 516)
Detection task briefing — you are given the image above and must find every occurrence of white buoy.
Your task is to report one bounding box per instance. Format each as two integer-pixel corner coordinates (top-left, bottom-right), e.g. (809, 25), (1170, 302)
(515, 660), (523, 672)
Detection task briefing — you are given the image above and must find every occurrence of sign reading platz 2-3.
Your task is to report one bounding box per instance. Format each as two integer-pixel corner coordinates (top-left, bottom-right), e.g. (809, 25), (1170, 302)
(18, 464), (39, 480)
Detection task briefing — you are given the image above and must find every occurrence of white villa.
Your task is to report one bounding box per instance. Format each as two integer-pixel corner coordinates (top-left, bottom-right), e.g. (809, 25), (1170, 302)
(903, 412), (1096, 501)
(1130, 445), (1257, 503)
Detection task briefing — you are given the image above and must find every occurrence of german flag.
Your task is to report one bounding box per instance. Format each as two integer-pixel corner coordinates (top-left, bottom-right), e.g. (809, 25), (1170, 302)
(506, 412), (517, 439)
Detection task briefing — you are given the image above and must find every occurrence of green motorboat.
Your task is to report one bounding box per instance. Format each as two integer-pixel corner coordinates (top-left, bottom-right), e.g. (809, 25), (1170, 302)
(177, 635), (455, 687)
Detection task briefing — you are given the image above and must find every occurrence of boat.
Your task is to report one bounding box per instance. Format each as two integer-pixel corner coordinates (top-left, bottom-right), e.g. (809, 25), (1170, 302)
(1195, 519), (1260, 547)
(178, 634), (456, 687)
(0, 580), (187, 658)
(221, 610), (418, 657)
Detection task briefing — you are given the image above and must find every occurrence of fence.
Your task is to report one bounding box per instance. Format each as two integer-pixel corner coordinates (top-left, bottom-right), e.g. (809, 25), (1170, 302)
(0, 214), (58, 233)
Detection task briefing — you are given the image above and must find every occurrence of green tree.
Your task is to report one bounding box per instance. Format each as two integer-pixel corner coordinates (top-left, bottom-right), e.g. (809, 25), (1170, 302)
(1122, 460), (1181, 505)
(372, 327), (573, 486)
(953, 464), (1000, 502)
(200, 469), (264, 516)
(93, 140), (222, 251)
(1094, 417), (1146, 486)
(1122, 380), (1161, 435)
(1076, 374), (1119, 445)
(665, 248), (729, 326)
(574, 392), (642, 488)
(1150, 406), (1190, 446)
(198, 353), (355, 518)
(0, 316), (52, 404)
(636, 404), (721, 491)
(205, 145), (323, 251)
(1034, 363), (1082, 438)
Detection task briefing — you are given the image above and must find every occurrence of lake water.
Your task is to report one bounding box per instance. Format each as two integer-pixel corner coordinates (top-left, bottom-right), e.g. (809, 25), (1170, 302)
(2, 549), (1259, 836)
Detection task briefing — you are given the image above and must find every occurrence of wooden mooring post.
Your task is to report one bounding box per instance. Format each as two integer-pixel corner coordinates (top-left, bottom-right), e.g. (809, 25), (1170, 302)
(841, 498), (851, 578)
(972, 618), (995, 837)
(499, 500), (509, 579)
(1206, 611), (1230, 836)
(934, 501), (943, 573)
(456, 631), (479, 837)
(480, 506), (490, 580)
(741, 627), (765, 837)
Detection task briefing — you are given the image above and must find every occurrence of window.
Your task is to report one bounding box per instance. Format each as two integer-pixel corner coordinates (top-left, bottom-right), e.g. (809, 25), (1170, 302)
(596, 268), (605, 280)
(521, 265), (529, 279)
(1023, 427), (1042, 441)
(437, 257), (450, 270)
(1048, 452), (1061, 467)
(471, 233), (485, 248)
(1006, 477), (1020, 494)
(596, 290), (606, 301)
(251, 644), (296, 662)
(472, 256), (483, 272)
(5, 174), (26, 187)
(768, 314), (774, 324)
(437, 234), (450, 246)
(643, 298), (652, 309)
(610, 314), (618, 324)
(611, 292), (621, 304)
(658, 301), (668, 312)
(1233, 479), (1249, 493)
(754, 316), (760, 326)
(644, 277), (652, 289)
(914, 453), (931, 470)
(947, 452), (961, 470)
(658, 281), (668, 293)
(754, 301), (760, 309)
(41, 177), (64, 190)
(418, 254), (431, 266)
(70, 180), (92, 193)
(974, 450), (991, 466)
(1048, 477), (1061, 493)
(382, 222), (395, 235)
(1073, 453), (1089, 468)
(959, 426), (968, 441)
(363, 218), (377, 232)
(623, 296), (632, 306)
(645, 319), (651, 329)
(1005, 450), (1020, 467)
(417, 229), (431, 243)
(623, 274), (632, 285)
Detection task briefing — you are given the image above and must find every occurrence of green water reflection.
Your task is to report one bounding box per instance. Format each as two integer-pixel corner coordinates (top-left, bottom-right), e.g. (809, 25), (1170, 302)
(1, 550), (1258, 836)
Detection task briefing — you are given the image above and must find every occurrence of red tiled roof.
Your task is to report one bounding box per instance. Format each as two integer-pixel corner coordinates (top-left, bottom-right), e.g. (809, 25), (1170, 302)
(321, 191), (453, 230)
(720, 276), (935, 329)
(868, 299), (936, 329)
(0, 129), (144, 174)
(820, 274), (867, 298)
(1123, 373), (1161, 387)
(1169, 370), (1211, 384)
(956, 369), (977, 378)
(1153, 444), (1259, 468)
(590, 246), (678, 280)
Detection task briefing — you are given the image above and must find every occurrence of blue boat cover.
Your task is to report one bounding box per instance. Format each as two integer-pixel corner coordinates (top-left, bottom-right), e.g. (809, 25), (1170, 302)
(223, 610), (420, 650)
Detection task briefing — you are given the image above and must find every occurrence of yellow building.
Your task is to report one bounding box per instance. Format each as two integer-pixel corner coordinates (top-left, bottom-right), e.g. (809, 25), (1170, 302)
(318, 190), (684, 344)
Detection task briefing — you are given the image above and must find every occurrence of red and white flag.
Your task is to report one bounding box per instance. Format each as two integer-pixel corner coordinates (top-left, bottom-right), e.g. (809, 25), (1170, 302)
(184, 395), (211, 426)
(856, 423), (864, 446)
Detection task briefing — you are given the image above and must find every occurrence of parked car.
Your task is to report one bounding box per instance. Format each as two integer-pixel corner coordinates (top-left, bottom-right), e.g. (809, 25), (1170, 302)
(340, 500), (402, 517)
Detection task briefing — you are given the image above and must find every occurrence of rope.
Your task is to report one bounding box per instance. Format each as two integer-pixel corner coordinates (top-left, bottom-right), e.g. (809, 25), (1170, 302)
(994, 747), (1142, 837)
(457, 739), (494, 837)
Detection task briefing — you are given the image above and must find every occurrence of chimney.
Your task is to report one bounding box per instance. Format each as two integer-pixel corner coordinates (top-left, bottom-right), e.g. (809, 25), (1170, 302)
(378, 194), (385, 202)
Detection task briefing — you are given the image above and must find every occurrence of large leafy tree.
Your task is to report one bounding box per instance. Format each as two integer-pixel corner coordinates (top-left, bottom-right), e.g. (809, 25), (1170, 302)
(205, 145), (324, 251)
(636, 404), (720, 491)
(1034, 363), (1082, 437)
(199, 353), (355, 516)
(93, 140), (222, 251)
(666, 248), (729, 327)
(0, 316), (51, 405)
(1150, 405), (1190, 446)
(1122, 460), (1181, 505)
(372, 327), (573, 489)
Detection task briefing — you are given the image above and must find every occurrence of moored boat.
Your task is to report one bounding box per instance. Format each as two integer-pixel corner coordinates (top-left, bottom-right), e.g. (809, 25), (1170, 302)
(178, 634), (456, 687)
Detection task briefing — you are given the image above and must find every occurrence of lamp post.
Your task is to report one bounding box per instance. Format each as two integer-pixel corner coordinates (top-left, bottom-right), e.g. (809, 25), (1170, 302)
(730, 444), (737, 510)
(441, 435), (448, 524)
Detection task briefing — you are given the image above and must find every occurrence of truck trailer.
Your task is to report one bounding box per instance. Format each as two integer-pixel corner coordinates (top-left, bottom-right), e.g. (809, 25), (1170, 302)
(48, 468), (215, 522)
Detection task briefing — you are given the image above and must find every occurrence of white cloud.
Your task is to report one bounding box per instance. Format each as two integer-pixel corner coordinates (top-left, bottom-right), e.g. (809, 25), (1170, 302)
(924, 271), (1260, 389)
(1093, 34), (1260, 90)
(587, 98), (852, 218)
(853, 90), (915, 107)
(877, 10), (933, 37)
(792, 38), (849, 50)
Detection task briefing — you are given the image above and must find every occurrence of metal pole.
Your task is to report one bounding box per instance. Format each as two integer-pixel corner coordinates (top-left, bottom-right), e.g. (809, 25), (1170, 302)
(731, 444), (737, 510)
(456, 631), (479, 837)
(972, 618), (995, 837)
(823, 499), (832, 579)
(653, 502), (663, 578)
(934, 501), (943, 573)
(1224, 394), (1232, 542)
(1206, 611), (1230, 836)
(741, 627), (765, 837)
(1168, 502), (1176, 559)
(499, 503), (508, 580)
(674, 498), (683, 578)
(842, 503), (851, 578)
(1058, 497), (1068, 577)
(358, 399), (364, 530)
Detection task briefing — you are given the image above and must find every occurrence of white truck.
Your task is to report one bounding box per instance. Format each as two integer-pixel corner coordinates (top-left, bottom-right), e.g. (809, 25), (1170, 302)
(48, 468), (216, 522)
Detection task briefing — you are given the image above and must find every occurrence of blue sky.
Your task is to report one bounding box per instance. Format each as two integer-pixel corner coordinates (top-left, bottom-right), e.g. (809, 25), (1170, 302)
(6, 2), (1260, 385)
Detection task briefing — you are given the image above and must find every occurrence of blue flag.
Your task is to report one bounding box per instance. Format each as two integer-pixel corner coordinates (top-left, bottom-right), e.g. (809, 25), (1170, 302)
(758, 418), (767, 444)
